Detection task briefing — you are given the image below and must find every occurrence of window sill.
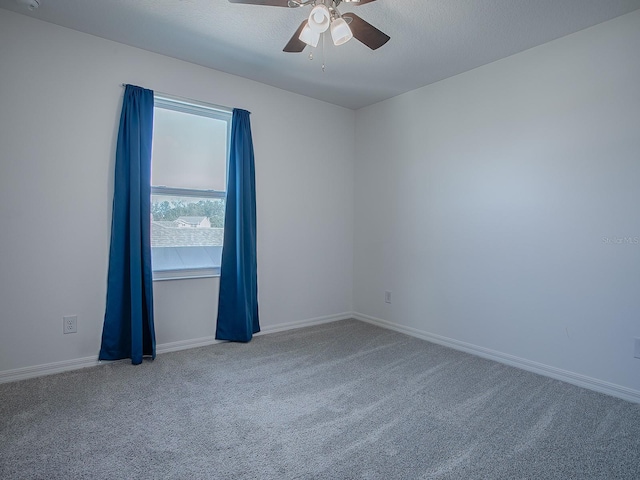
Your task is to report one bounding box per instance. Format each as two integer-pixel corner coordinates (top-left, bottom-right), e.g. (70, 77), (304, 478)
(153, 268), (220, 282)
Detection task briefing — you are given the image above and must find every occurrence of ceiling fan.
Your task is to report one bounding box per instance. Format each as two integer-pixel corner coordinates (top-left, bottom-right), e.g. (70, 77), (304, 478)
(228, 0), (390, 52)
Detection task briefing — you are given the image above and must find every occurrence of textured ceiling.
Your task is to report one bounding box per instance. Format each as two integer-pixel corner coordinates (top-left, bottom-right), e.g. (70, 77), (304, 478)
(2, 0), (640, 109)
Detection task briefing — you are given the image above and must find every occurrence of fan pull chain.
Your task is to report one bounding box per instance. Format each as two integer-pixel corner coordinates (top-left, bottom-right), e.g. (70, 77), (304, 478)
(321, 32), (326, 72)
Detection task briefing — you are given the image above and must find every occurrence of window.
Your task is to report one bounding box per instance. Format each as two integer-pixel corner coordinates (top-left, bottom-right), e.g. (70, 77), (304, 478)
(151, 95), (231, 280)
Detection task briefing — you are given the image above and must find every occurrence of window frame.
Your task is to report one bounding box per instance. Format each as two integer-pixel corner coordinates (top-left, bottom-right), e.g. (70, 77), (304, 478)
(151, 94), (232, 281)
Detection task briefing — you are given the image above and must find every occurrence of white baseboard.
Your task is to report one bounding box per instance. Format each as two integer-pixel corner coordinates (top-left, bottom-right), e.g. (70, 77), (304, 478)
(0, 313), (352, 384)
(0, 335), (223, 384)
(0, 355), (101, 384)
(156, 335), (221, 354)
(258, 312), (352, 335)
(353, 312), (640, 404)
(16, 310), (633, 404)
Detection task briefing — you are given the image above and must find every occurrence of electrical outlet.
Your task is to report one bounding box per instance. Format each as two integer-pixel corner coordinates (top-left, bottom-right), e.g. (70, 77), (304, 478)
(63, 315), (77, 334)
(634, 338), (640, 359)
(384, 291), (392, 304)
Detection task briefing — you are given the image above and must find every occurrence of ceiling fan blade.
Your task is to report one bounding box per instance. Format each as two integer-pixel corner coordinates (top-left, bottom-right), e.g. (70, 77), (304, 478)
(228, 0), (291, 6)
(342, 13), (390, 50)
(354, 0), (378, 4)
(283, 20), (308, 53)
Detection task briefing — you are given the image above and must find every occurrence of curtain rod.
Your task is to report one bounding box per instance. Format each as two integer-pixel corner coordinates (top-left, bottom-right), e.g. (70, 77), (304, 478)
(120, 83), (232, 113)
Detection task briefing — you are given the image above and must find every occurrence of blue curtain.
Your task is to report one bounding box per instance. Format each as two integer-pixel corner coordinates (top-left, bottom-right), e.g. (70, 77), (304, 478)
(216, 109), (260, 342)
(99, 85), (156, 364)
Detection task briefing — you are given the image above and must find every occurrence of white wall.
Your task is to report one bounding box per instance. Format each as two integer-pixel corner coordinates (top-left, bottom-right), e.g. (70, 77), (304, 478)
(354, 11), (640, 394)
(0, 9), (354, 374)
(2, 6), (638, 398)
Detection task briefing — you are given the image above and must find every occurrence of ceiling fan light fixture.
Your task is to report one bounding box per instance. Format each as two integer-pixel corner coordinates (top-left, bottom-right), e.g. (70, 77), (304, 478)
(308, 4), (331, 33)
(299, 24), (320, 47)
(330, 17), (353, 46)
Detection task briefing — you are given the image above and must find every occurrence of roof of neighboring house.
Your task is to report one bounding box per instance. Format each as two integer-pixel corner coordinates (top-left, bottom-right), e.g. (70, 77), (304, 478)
(154, 220), (178, 228)
(176, 216), (208, 225)
(152, 245), (223, 271)
(151, 222), (223, 247)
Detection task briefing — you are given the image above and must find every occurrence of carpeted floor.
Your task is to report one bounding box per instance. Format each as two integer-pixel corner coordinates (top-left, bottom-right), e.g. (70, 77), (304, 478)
(1, 319), (639, 479)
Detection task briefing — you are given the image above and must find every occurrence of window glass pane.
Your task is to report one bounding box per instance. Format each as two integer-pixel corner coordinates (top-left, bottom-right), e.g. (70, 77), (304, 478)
(151, 194), (225, 272)
(151, 108), (227, 191)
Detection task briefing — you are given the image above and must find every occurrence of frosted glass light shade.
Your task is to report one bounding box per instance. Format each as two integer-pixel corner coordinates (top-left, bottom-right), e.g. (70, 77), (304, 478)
(330, 17), (353, 46)
(299, 24), (320, 47)
(308, 4), (331, 33)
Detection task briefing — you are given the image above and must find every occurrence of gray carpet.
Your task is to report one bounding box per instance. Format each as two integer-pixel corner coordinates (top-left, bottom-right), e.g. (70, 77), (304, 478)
(1, 319), (640, 479)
